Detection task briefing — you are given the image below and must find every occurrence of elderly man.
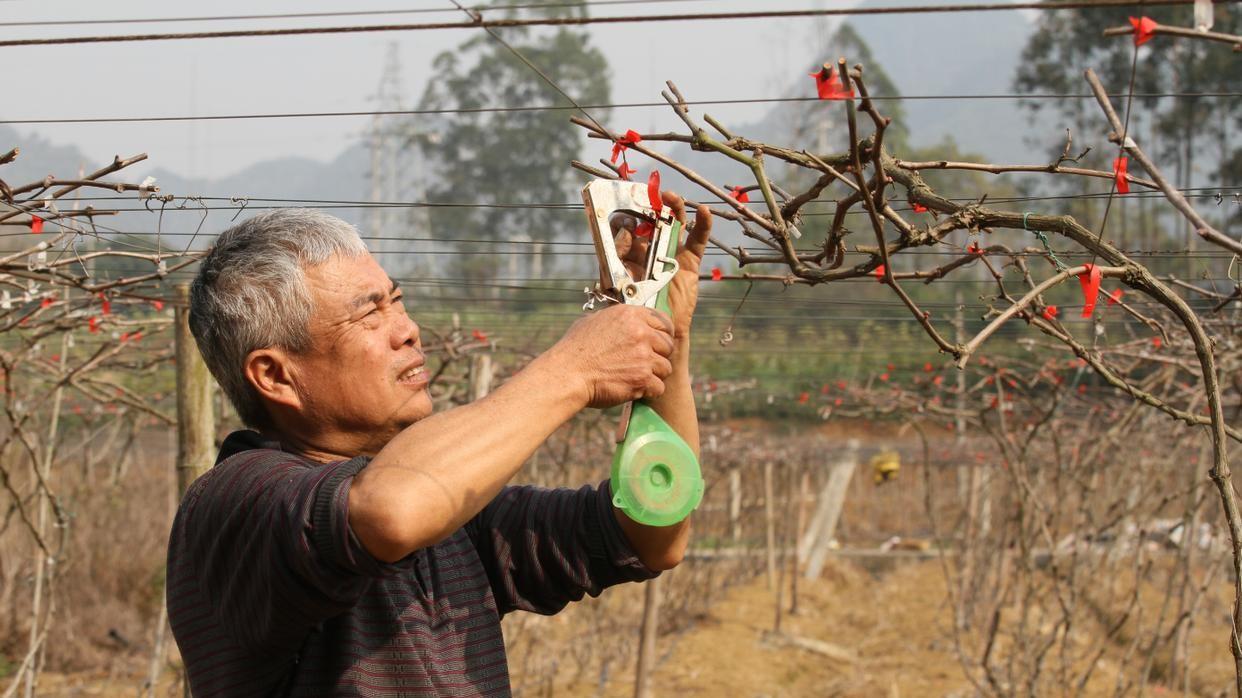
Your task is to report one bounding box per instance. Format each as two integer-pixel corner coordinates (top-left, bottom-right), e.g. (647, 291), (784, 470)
(166, 197), (711, 696)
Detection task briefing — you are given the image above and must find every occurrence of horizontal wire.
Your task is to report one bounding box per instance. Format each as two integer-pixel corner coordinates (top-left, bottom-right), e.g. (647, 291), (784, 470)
(0, 0), (716, 29)
(47, 185), (1242, 214)
(26, 229), (1238, 259)
(0, 0), (1204, 48)
(4, 91), (1240, 125)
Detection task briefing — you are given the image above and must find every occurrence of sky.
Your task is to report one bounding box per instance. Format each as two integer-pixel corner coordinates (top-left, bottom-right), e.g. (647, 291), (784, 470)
(0, 0), (858, 180)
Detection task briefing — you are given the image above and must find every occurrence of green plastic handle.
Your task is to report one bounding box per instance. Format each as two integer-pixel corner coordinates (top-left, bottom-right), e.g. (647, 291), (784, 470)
(611, 219), (705, 527)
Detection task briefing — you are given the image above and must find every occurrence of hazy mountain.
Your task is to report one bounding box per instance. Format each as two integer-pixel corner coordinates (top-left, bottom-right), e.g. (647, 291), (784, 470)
(849, 6), (1034, 162)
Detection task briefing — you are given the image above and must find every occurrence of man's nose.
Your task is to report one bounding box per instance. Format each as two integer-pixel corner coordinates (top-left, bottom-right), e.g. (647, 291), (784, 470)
(393, 311), (419, 349)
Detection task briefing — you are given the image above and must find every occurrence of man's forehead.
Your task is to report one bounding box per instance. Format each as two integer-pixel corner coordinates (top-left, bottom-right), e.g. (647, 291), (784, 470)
(305, 253), (394, 308)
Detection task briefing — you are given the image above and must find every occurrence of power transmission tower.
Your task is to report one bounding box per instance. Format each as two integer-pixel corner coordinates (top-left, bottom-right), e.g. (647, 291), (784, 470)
(366, 43), (430, 277)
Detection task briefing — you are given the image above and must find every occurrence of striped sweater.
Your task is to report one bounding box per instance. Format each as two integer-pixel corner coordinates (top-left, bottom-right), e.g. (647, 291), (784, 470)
(167, 431), (656, 696)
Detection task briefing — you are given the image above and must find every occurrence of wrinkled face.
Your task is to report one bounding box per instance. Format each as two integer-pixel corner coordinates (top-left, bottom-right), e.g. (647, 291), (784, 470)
(292, 253), (430, 453)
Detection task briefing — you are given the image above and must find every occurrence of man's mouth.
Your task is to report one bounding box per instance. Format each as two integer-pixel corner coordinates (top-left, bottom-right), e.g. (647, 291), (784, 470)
(398, 365), (426, 384)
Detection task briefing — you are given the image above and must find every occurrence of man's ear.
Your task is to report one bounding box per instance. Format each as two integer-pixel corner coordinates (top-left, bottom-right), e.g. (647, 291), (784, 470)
(244, 348), (303, 413)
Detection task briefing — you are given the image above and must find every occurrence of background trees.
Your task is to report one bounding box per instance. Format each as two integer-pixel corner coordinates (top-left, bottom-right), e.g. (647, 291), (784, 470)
(415, 0), (610, 290)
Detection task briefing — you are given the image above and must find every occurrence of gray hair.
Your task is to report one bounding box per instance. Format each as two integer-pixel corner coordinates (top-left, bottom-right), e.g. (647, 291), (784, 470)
(189, 209), (369, 428)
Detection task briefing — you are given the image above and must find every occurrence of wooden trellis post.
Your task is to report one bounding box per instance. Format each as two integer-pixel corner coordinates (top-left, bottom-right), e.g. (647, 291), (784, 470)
(175, 284), (215, 496)
(633, 576), (662, 698)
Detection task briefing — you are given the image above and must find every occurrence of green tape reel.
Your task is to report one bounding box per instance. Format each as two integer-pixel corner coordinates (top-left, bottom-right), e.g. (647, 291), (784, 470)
(611, 402), (704, 527)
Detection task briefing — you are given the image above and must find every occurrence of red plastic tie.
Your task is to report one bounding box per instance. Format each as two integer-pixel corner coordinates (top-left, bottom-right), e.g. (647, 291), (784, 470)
(472, 329), (487, 342)
(611, 129), (642, 164)
(729, 186), (750, 203)
(710, 267), (723, 282)
(1113, 157), (1130, 194)
(617, 162), (637, 181)
(647, 170), (663, 215)
(809, 66), (854, 100)
(1129, 16), (1157, 46)
(29, 217), (43, 234)
(1041, 305), (1059, 321)
(873, 264), (886, 282)
(1106, 288), (1123, 306)
(1078, 263), (1102, 318)
(911, 202), (928, 214)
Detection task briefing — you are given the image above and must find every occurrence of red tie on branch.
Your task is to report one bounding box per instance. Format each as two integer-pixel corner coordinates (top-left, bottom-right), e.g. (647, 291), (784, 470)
(911, 202), (928, 214)
(1129, 16), (1158, 45)
(611, 129), (642, 164)
(88, 316), (99, 334)
(1113, 157), (1130, 194)
(1078, 263), (1102, 318)
(729, 186), (750, 203)
(873, 264), (886, 282)
(797, 391), (810, 404)
(152, 300), (165, 311)
(1106, 288), (1124, 306)
(710, 267), (723, 281)
(472, 329), (487, 342)
(29, 217), (43, 234)
(809, 66), (854, 100)
(967, 242), (984, 256)
(647, 170), (663, 215)
(617, 162), (637, 181)
(99, 295), (111, 315)
(1042, 305), (1059, 321)
(40, 298), (52, 309)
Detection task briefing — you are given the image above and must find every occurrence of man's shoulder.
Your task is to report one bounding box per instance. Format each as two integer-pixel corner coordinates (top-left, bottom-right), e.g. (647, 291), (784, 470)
(178, 431), (336, 521)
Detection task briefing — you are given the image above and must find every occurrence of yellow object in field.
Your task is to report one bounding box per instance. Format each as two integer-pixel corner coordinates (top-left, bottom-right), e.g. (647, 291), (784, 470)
(872, 450), (900, 485)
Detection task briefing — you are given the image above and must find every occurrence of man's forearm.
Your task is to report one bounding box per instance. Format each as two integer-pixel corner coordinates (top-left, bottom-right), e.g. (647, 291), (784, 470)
(614, 336), (696, 570)
(644, 336), (699, 458)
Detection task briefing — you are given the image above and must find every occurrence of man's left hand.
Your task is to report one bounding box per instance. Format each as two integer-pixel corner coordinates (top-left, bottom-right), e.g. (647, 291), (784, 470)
(613, 191), (712, 341)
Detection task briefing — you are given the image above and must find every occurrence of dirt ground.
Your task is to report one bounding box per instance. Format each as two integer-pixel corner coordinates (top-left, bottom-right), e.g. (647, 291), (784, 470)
(568, 558), (970, 698)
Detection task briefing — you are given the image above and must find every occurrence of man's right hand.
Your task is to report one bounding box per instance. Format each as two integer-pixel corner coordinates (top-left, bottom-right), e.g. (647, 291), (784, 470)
(546, 304), (675, 410)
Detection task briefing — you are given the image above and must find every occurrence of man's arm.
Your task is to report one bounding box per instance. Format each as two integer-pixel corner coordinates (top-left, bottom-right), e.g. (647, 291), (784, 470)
(613, 336), (697, 570)
(612, 193), (711, 571)
(349, 303), (676, 563)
